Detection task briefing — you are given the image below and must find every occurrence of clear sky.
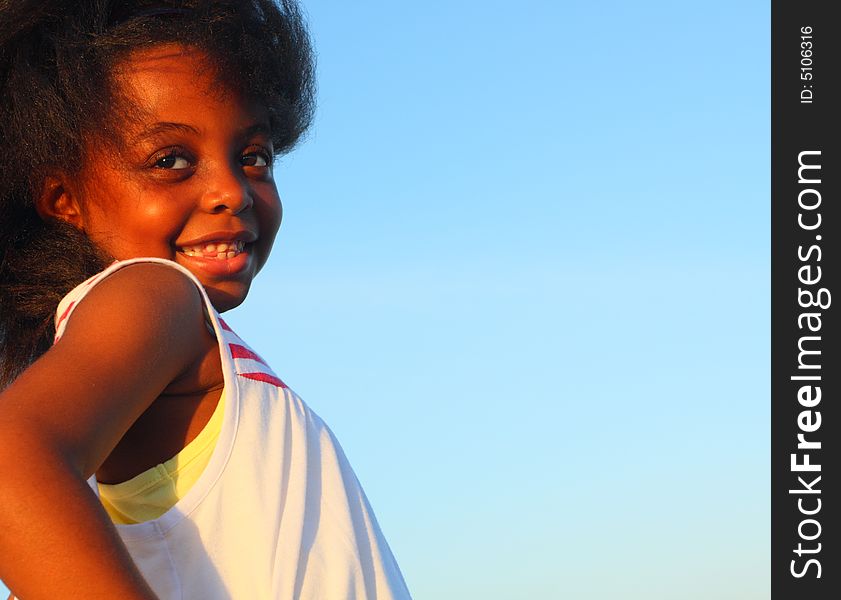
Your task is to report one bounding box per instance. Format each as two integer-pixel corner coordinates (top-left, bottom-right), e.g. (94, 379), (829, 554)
(1, 1), (769, 598)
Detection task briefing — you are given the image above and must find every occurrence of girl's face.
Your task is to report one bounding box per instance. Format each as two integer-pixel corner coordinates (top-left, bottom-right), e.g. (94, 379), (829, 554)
(70, 45), (282, 311)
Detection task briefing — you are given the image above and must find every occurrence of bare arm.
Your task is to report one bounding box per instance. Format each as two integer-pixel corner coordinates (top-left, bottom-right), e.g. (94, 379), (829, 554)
(0, 264), (213, 600)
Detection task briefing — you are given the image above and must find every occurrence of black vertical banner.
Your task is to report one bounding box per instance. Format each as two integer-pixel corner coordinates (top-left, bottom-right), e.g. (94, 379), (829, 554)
(772, 1), (840, 598)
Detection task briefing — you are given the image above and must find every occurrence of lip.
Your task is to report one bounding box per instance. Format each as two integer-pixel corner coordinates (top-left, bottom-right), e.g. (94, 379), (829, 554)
(176, 230), (258, 247)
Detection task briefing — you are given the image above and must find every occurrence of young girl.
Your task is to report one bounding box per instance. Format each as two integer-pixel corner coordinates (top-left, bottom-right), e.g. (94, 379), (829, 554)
(0, 2), (410, 598)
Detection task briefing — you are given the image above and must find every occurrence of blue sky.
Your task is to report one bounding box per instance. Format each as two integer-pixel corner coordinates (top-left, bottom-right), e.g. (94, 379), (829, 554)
(1, 1), (769, 598)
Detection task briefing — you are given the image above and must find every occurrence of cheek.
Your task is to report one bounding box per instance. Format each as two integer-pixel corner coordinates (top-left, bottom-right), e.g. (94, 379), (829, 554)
(258, 191), (282, 235)
(82, 174), (182, 239)
(274, 198), (283, 231)
(88, 202), (185, 259)
(254, 194), (282, 269)
(135, 203), (185, 238)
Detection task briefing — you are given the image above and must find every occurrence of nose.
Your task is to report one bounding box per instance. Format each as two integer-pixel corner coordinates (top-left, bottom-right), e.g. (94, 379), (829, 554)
(200, 165), (254, 215)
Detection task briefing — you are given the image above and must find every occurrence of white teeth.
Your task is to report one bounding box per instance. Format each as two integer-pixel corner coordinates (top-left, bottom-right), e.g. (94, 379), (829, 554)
(179, 240), (247, 259)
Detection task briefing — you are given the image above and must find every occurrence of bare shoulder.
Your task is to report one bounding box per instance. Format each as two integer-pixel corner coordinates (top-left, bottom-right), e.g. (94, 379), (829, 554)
(0, 262), (214, 477)
(65, 262), (204, 332)
(59, 261), (210, 380)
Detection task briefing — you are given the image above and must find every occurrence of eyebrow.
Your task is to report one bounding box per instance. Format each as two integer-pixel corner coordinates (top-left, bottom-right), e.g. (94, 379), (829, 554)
(238, 123), (273, 141)
(132, 122), (201, 142)
(131, 122), (273, 143)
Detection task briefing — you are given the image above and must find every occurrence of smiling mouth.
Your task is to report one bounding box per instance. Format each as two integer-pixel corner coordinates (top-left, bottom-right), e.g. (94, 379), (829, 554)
(178, 240), (246, 259)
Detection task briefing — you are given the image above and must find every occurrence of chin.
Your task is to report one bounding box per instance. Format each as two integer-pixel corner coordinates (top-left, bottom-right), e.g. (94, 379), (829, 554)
(204, 281), (251, 313)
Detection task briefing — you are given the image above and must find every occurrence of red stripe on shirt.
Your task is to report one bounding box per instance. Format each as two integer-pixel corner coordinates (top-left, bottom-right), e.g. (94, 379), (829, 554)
(229, 344), (268, 365)
(56, 300), (77, 330)
(237, 372), (287, 388)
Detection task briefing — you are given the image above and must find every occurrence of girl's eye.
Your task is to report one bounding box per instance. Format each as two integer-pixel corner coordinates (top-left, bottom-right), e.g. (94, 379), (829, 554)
(240, 148), (272, 168)
(152, 149), (192, 170)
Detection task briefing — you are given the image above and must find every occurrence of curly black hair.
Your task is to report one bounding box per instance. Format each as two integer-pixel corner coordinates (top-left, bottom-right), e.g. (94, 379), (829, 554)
(0, 0), (316, 388)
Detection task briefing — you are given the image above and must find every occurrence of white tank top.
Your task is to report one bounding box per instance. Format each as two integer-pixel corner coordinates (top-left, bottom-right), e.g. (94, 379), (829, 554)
(53, 258), (411, 600)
